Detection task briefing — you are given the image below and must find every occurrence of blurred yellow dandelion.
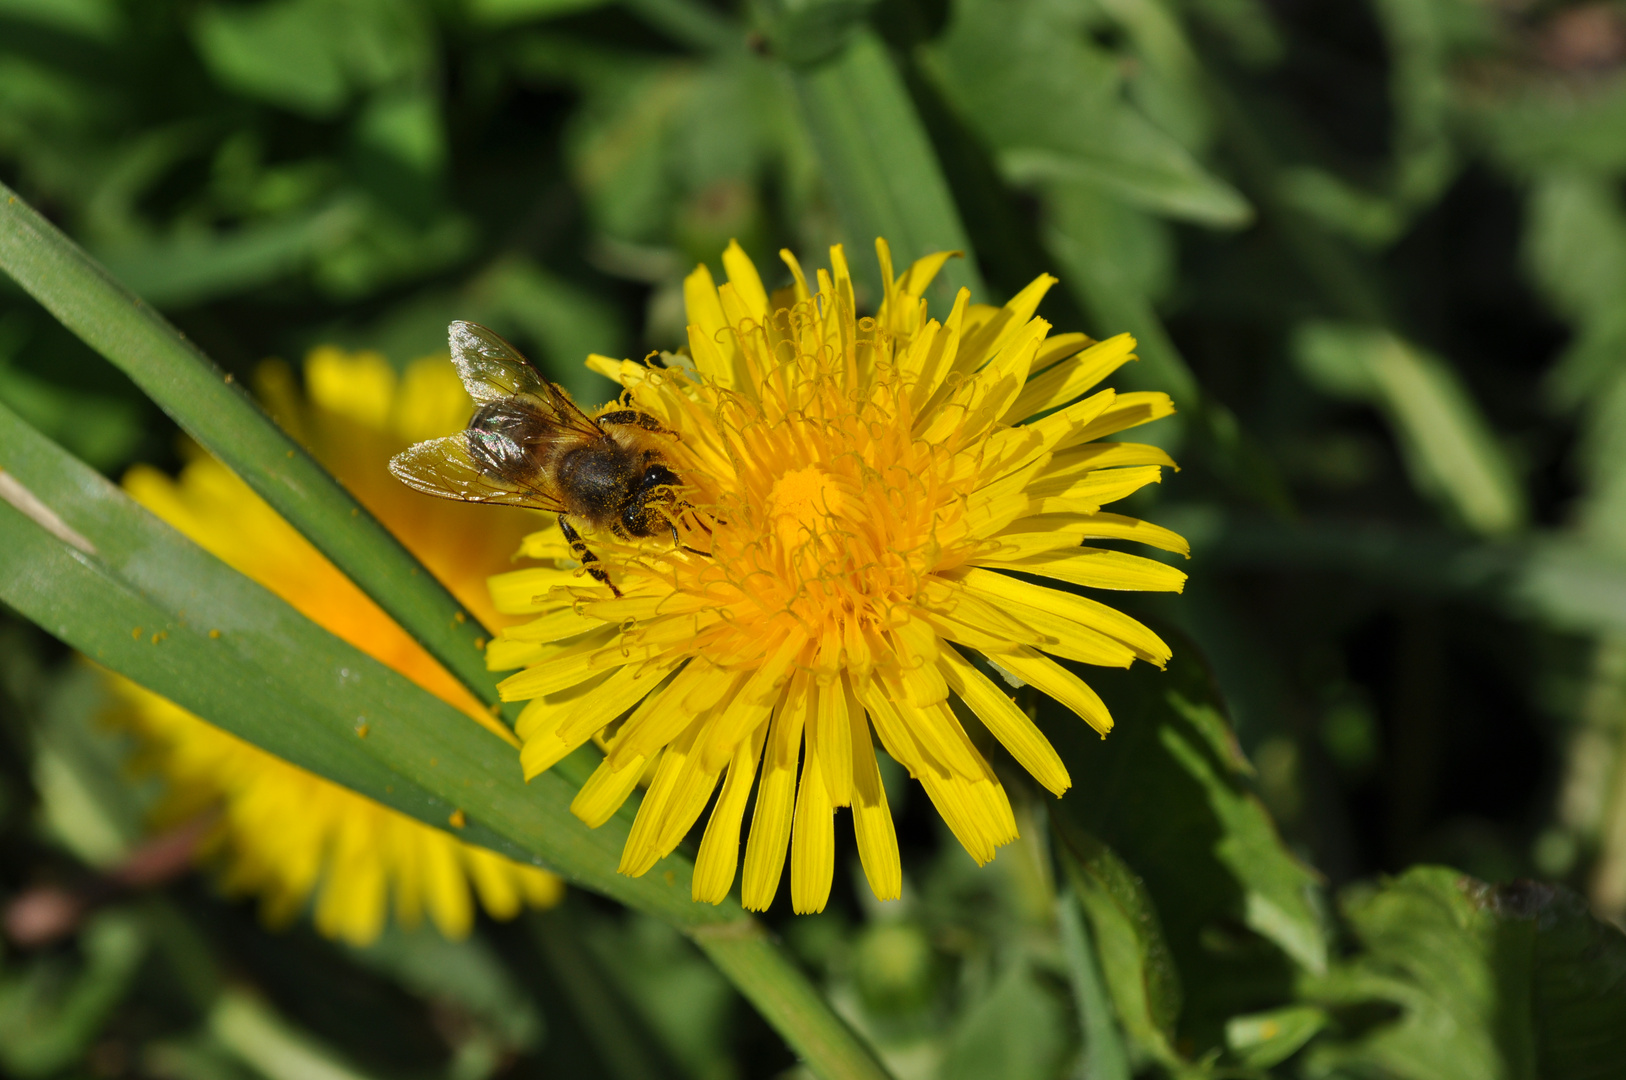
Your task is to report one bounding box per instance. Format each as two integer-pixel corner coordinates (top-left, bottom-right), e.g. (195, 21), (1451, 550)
(484, 240), (1188, 913)
(110, 348), (562, 945)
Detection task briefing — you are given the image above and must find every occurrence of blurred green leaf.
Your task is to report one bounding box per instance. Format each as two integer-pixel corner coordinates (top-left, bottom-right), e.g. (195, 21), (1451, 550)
(0, 0), (120, 40)
(95, 201), (365, 308)
(209, 991), (381, 1080)
(1523, 173), (1626, 409)
(467, 0), (611, 25)
(1055, 825), (1184, 1071)
(192, 0), (352, 118)
(1056, 888), (1130, 1080)
(191, 0), (435, 118)
(940, 961), (1070, 1080)
(468, 256), (624, 405)
(583, 914), (739, 1080)
(0, 360), (141, 469)
(30, 665), (144, 866)
(1294, 322), (1527, 536)
(787, 29), (983, 305)
(1223, 1003), (1326, 1069)
(355, 87), (447, 177)
(763, 0), (873, 69)
(926, 0), (1251, 229)
(0, 911), (147, 1076)
(1302, 869), (1626, 1080)
(348, 926), (542, 1054)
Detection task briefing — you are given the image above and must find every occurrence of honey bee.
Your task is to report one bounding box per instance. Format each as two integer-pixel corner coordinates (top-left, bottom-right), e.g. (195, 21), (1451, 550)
(389, 321), (684, 595)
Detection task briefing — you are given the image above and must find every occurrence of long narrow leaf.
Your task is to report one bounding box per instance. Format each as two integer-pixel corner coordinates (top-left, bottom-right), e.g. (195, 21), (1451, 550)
(787, 30), (985, 305)
(0, 182), (504, 719)
(0, 401), (892, 1080)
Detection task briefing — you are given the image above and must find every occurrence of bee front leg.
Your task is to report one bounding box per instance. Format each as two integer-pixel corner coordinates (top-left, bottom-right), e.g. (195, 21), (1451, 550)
(558, 514), (620, 597)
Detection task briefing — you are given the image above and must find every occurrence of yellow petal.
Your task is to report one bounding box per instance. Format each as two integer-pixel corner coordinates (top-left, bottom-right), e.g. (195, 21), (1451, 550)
(693, 722), (769, 904)
(815, 672), (854, 808)
(742, 676), (813, 910)
(1028, 464), (1164, 508)
(952, 566), (1172, 666)
(1061, 391), (1176, 450)
(790, 735), (835, 914)
(570, 752), (647, 828)
(849, 708), (901, 902)
(721, 239), (770, 320)
(939, 646), (1070, 796)
(977, 546), (1187, 594)
(1005, 511), (1191, 557)
(1002, 333), (1137, 423)
(992, 646), (1114, 735)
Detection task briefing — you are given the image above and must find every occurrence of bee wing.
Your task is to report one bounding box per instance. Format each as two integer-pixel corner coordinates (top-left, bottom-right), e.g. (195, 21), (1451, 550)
(388, 433), (567, 512)
(449, 321), (604, 438)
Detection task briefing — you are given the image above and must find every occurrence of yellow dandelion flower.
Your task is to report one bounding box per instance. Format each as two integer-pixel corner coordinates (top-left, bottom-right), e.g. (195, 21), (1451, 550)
(110, 347), (563, 945)
(478, 239), (1187, 914)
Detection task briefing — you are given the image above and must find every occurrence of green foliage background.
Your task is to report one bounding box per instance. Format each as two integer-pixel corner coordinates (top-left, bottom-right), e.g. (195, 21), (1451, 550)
(2, 0), (1626, 1077)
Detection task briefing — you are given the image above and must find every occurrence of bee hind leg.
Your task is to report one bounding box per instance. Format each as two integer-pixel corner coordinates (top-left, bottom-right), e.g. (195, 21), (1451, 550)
(558, 514), (620, 597)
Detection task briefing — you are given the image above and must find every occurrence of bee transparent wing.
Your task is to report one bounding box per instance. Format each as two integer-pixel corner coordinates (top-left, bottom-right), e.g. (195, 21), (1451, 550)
(448, 321), (604, 437)
(388, 433), (567, 512)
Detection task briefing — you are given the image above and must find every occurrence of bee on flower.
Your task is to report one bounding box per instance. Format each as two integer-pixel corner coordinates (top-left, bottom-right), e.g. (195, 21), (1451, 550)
(399, 239), (1188, 913)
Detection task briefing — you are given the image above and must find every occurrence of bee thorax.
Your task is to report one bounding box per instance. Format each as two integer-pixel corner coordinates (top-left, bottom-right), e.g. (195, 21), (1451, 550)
(556, 443), (637, 524)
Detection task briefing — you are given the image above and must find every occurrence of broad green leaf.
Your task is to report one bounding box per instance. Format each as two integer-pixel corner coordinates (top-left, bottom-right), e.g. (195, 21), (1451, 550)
(940, 961), (1071, 1080)
(1302, 868), (1626, 1080)
(1043, 639), (1326, 1056)
(1055, 826), (1183, 1072)
(0, 181), (501, 725)
(1294, 322), (1527, 536)
(0, 400), (892, 1080)
(925, 0), (1251, 229)
(785, 29), (984, 306)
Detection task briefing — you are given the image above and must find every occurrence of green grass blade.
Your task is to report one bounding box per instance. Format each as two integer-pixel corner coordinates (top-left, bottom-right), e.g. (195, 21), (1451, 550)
(0, 400), (893, 1080)
(785, 29), (985, 306)
(0, 182), (503, 719)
